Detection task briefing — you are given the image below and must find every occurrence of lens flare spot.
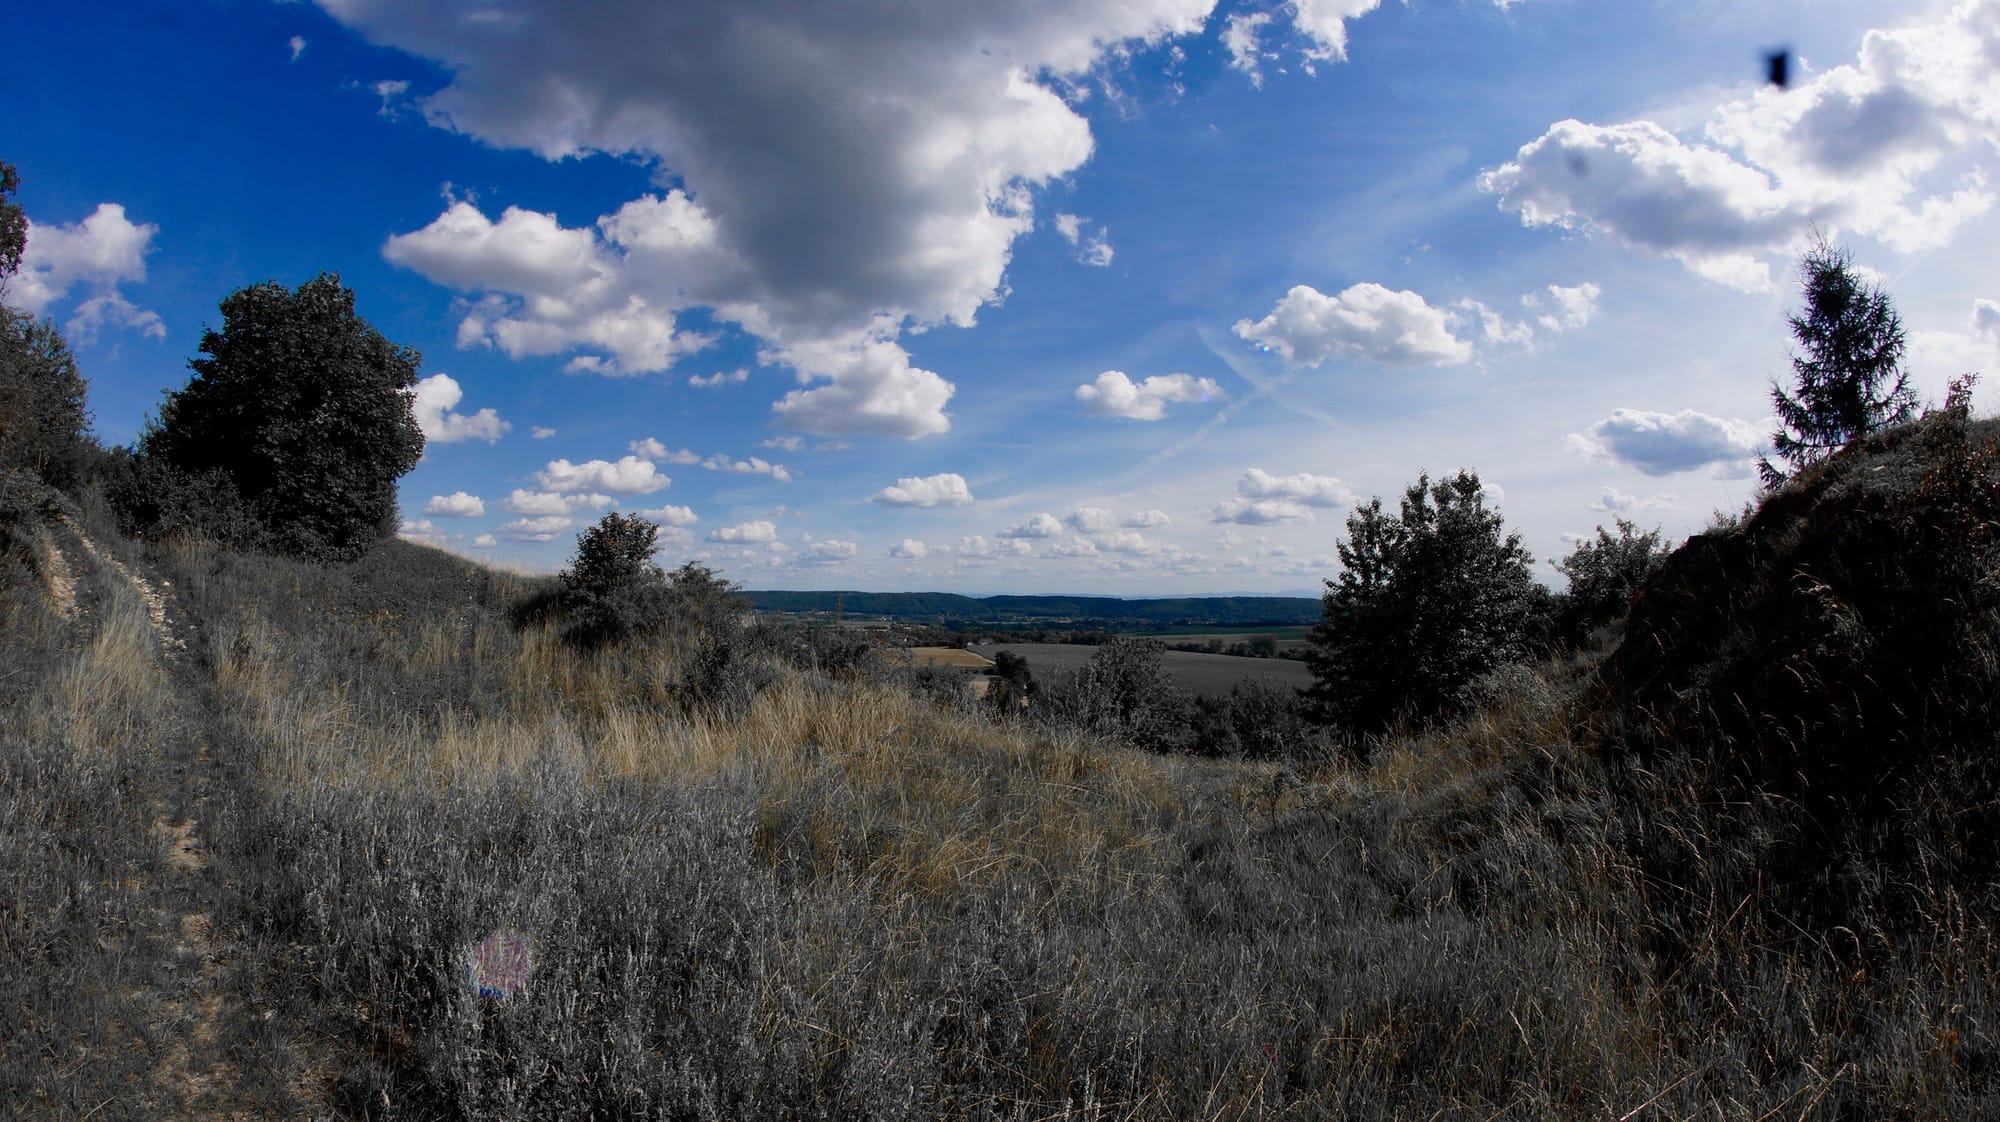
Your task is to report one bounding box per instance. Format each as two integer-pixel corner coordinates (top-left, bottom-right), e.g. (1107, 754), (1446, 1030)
(463, 928), (537, 999)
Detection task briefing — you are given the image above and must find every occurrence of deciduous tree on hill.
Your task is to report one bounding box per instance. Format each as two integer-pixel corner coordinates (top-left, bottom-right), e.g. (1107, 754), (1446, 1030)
(1307, 469), (1538, 737)
(0, 161), (26, 290)
(1554, 518), (1671, 646)
(139, 273), (424, 561)
(0, 161), (92, 490)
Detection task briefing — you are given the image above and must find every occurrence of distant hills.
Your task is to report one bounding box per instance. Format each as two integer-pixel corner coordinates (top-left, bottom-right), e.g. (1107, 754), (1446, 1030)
(739, 591), (1321, 628)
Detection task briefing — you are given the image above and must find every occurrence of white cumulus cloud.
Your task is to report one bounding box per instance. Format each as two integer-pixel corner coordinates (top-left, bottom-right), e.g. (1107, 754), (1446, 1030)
(497, 515), (574, 542)
(12, 202), (165, 340)
(799, 539), (858, 565)
(708, 520), (779, 543)
(870, 472), (974, 508)
(536, 455), (669, 494)
(636, 504), (700, 526)
(628, 438), (702, 464)
(1000, 512), (1063, 539)
(1236, 468), (1355, 507)
(1051, 212), (1114, 266)
(890, 538), (928, 559)
(1222, 12), (1274, 85)
(412, 373), (511, 444)
(1124, 509), (1171, 528)
(1065, 507), (1115, 534)
(1480, 5), (2000, 288)
(1590, 487), (1678, 513)
(503, 489), (614, 516)
(1212, 467), (1354, 524)
(1567, 408), (1767, 477)
(1210, 498), (1314, 525)
(424, 491), (485, 518)
(1234, 282), (1474, 367)
(702, 454), (792, 482)
(398, 519), (443, 544)
(1075, 370), (1224, 420)
(1527, 282), (1601, 333)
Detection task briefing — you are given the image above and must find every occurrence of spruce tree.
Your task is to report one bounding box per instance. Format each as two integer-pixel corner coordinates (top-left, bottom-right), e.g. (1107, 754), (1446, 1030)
(1759, 238), (1915, 486)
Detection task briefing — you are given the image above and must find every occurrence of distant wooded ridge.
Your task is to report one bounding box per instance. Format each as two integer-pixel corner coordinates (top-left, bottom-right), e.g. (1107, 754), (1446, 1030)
(739, 591), (1321, 626)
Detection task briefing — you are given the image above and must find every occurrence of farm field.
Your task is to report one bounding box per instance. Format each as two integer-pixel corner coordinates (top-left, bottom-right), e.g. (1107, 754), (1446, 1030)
(892, 646), (996, 669)
(1118, 624), (1313, 641)
(1118, 626), (1314, 652)
(986, 641), (1314, 697)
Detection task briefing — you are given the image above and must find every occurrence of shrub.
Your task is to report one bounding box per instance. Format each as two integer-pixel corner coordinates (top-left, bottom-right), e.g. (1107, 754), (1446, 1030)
(557, 513), (672, 649)
(100, 449), (262, 549)
(1041, 638), (1192, 751)
(985, 648), (1036, 712)
(1190, 676), (1313, 759)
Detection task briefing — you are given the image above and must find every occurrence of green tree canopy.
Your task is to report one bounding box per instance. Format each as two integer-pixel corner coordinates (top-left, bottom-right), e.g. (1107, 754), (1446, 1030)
(1554, 518), (1671, 647)
(1759, 238), (1916, 486)
(0, 162), (92, 489)
(1308, 469), (1538, 736)
(0, 162), (25, 291)
(141, 274), (424, 561)
(0, 312), (89, 488)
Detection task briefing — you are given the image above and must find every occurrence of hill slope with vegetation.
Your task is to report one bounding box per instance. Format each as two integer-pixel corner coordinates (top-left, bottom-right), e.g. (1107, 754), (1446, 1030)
(5, 162), (1997, 1116)
(7, 395), (2000, 1117)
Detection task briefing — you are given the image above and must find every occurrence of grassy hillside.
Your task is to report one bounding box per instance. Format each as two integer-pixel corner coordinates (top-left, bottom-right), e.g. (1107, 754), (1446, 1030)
(5, 404), (2000, 1117)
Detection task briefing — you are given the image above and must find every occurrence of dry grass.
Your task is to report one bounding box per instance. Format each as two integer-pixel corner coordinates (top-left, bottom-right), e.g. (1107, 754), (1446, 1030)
(7, 499), (1998, 1117)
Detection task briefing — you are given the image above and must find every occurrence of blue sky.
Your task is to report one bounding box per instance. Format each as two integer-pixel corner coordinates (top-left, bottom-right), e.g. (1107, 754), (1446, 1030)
(8, 0), (1998, 594)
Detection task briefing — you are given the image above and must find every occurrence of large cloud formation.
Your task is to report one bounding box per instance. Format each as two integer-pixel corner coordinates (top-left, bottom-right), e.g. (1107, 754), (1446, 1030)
(340, 0), (1241, 438)
(1481, 3), (2000, 289)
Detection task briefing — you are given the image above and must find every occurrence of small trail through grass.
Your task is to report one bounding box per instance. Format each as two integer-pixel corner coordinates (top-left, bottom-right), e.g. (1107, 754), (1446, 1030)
(31, 516), (298, 1119)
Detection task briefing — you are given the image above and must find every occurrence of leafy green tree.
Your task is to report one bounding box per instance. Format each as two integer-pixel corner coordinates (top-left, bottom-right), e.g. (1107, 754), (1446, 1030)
(1759, 238), (1916, 486)
(0, 311), (89, 488)
(1554, 518), (1671, 646)
(0, 161), (91, 489)
(139, 274), (424, 561)
(1307, 469), (1537, 735)
(0, 162), (25, 293)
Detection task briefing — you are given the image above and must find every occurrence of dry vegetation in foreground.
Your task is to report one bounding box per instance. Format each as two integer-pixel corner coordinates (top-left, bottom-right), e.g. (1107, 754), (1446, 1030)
(6, 417), (2000, 1117)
